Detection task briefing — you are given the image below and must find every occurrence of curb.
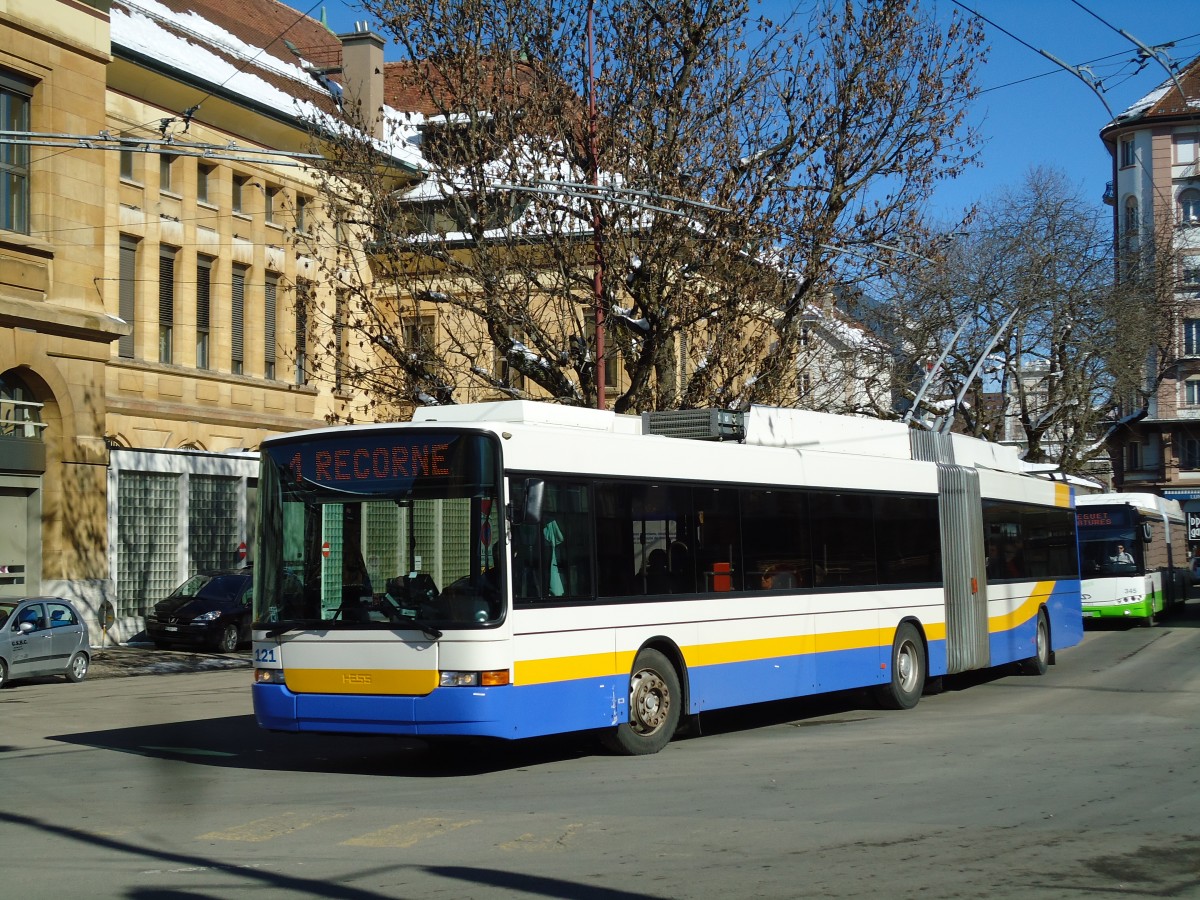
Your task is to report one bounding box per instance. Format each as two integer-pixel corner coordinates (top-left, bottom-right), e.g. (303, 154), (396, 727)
(86, 645), (252, 679)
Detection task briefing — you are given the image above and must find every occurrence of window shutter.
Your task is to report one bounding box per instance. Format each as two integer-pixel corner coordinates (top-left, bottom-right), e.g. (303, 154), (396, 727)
(118, 237), (137, 358)
(231, 265), (246, 373)
(158, 249), (175, 325)
(264, 273), (277, 378)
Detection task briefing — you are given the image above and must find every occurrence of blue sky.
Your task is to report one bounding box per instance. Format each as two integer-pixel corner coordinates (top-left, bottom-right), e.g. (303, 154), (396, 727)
(291, 0), (1198, 223)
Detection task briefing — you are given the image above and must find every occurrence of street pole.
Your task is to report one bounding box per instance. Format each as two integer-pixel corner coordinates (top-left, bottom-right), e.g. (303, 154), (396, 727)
(587, 0), (606, 408)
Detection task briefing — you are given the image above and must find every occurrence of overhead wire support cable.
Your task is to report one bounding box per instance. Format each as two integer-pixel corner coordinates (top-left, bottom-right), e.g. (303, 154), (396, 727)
(1065, 0), (1188, 103)
(0, 130), (325, 167)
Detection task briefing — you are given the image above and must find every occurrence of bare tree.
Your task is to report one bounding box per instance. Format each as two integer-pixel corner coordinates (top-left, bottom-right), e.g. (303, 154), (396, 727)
(303, 0), (984, 417)
(877, 167), (1164, 476)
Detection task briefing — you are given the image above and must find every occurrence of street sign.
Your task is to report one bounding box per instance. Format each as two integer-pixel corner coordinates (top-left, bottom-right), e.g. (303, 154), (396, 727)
(237, 541), (248, 562)
(1188, 511), (1200, 542)
(321, 541), (331, 558)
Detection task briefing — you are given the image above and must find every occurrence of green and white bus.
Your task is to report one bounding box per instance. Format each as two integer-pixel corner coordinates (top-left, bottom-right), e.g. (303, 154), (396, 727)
(1076, 492), (1189, 624)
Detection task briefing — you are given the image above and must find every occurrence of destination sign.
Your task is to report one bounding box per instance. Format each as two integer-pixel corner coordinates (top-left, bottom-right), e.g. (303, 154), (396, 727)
(266, 432), (492, 495)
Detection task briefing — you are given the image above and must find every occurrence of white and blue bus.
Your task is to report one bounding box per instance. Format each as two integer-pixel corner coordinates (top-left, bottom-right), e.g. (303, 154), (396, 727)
(251, 402), (1083, 754)
(1076, 492), (1189, 624)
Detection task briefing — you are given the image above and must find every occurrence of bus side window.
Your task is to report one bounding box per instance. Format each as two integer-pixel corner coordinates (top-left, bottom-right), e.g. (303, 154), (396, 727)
(512, 479), (593, 602)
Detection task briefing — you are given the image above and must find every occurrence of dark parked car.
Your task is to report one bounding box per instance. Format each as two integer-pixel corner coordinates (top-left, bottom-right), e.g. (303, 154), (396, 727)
(145, 568), (253, 652)
(0, 597), (90, 688)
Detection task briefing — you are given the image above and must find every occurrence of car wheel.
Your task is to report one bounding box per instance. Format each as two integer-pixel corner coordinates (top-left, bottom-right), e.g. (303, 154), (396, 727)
(0, 658), (7, 689)
(215, 623), (239, 653)
(66, 651), (89, 683)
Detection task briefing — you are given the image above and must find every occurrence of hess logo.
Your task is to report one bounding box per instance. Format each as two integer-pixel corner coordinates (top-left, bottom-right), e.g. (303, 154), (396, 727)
(342, 673), (373, 685)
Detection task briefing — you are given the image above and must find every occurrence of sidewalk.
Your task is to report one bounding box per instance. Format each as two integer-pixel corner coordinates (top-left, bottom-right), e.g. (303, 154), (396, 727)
(86, 643), (251, 679)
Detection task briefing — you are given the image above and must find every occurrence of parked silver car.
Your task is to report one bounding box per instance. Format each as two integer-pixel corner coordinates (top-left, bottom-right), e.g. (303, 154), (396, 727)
(0, 597), (90, 688)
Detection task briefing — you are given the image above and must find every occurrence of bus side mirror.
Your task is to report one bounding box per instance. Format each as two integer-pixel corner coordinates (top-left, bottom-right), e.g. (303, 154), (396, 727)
(519, 479), (545, 526)
(1142, 523), (1153, 544)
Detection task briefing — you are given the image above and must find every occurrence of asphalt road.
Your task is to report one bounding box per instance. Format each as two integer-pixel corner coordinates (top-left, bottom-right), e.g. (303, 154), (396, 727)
(1, 607), (1198, 899)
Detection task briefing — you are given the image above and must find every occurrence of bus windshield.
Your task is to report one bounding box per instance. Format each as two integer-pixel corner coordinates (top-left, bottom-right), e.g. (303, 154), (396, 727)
(1077, 504), (1142, 576)
(253, 430), (504, 631)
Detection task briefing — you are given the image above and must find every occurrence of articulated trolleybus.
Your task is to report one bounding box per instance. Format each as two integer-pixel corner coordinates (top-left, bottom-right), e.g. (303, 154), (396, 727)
(1076, 492), (1189, 624)
(252, 402), (1082, 754)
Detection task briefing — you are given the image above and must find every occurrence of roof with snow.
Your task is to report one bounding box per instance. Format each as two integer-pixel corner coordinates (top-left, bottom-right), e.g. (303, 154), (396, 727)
(1106, 52), (1200, 129)
(109, 0), (423, 168)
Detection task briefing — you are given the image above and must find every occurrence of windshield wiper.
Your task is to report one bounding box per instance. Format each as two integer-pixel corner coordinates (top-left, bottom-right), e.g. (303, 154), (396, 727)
(387, 612), (443, 640)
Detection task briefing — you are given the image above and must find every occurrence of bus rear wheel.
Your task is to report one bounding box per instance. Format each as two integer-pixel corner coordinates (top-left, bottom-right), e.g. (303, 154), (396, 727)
(602, 648), (681, 755)
(873, 623), (925, 710)
(1020, 609), (1050, 676)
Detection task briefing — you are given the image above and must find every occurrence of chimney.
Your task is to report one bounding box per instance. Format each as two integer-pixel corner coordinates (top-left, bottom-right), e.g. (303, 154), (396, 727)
(339, 25), (385, 139)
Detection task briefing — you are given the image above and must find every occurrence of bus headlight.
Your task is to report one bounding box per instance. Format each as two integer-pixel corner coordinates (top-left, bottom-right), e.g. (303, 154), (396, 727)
(439, 670), (510, 687)
(255, 668), (286, 685)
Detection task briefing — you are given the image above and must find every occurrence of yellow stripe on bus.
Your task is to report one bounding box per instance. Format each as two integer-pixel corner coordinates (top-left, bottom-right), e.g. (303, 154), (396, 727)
(286, 667), (439, 695)
(987, 581), (1053, 633)
(515, 651), (619, 685)
(1055, 483), (1073, 508)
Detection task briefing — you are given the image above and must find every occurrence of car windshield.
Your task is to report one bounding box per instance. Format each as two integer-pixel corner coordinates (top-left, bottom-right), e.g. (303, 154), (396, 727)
(254, 430), (504, 631)
(0, 602), (14, 627)
(170, 573), (249, 603)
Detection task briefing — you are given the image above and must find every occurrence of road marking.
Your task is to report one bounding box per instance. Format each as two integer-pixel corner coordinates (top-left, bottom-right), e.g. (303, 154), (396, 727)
(198, 811), (347, 842)
(341, 817), (481, 848)
(498, 823), (584, 852)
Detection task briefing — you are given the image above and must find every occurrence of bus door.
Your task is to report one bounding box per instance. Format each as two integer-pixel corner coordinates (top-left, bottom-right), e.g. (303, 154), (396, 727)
(937, 464), (990, 673)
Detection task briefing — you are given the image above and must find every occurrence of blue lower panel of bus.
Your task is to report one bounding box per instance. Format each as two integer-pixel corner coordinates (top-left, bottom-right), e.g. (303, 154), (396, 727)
(253, 679), (620, 739)
(687, 644), (888, 711)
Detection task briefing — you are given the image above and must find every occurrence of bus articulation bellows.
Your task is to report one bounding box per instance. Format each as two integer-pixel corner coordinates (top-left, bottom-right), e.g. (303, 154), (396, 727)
(251, 401), (1083, 754)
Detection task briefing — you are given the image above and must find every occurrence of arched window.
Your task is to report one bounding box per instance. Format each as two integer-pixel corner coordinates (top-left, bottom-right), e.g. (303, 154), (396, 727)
(1124, 196), (1139, 236)
(0, 371), (43, 441)
(1180, 188), (1200, 225)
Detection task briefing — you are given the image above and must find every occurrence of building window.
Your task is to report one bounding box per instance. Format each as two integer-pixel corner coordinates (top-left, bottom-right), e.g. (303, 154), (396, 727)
(119, 148), (135, 181)
(232, 175), (248, 214)
(335, 290), (349, 391)
(1180, 189), (1200, 226)
(1120, 136), (1136, 169)
(0, 72), (33, 234)
(118, 236), (138, 358)
(493, 327), (526, 392)
(1123, 196), (1139, 236)
(189, 475), (239, 572)
(1176, 134), (1197, 166)
(0, 371), (43, 441)
(231, 264), (246, 375)
(196, 255), (212, 369)
(296, 195), (309, 233)
(197, 164), (215, 205)
(116, 471), (179, 617)
(1185, 319), (1200, 356)
(159, 153), (177, 193)
(1183, 437), (1200, 470)
(1183, 258), (1200, 287)
(1127, 441), (1142, 471)
(295, 279), (312, 385)
(265, 187), (279, 224)
(158, 247), (176, 363)
(264, 272), (278, 379)
(1187, 380), (1200, 406)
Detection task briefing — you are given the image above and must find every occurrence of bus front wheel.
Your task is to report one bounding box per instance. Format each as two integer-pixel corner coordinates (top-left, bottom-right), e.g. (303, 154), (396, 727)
(603, 648), (681, 755)
(873, 623), (925, 710)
